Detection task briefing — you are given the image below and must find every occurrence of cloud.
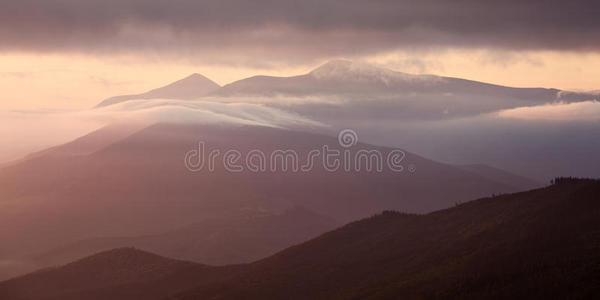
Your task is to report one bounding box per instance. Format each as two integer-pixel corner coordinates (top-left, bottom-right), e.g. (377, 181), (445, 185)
(497, 100), (600, 121)
(92, 99), (323, 127)
(0, 99), (323, 162)
(1, 0), (599, 64)
(375, 58), (444, 74)
(2, 95), (599, 181)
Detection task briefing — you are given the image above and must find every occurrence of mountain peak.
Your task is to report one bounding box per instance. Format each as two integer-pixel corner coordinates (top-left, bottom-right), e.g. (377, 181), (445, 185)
(154, 73), (220, 92)
(180, 72), (214, 82)
(95, 73), (220, 107)
(309, 60), (427, 84)
(310, 60), (368, 76)
(312, 59), (354, 71)
(68, 247), (171, 268)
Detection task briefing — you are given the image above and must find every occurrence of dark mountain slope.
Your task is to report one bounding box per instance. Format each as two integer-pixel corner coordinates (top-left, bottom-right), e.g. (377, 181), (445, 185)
(2, 179), (598, 300)
(172, 178), (600, 299)
(0, 248), (238, 300)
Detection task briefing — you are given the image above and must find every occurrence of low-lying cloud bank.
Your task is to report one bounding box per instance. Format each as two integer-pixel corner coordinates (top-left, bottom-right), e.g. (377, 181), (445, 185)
(497, 100), (600, 121)
(1, 96), (599, 181)
(93, 99), (324, 128)
(0, 99), (322, 162)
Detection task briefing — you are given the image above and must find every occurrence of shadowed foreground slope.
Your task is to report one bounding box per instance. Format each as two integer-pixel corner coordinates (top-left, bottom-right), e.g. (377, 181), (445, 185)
(2, 179), (599, 299)
(0, 248), (240, 300)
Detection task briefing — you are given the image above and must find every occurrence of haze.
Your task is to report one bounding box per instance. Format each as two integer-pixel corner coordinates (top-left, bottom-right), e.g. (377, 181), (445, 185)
(1, 1), (599, 299)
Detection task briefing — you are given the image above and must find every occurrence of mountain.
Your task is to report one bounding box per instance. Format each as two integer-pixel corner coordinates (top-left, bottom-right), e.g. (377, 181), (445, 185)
(0, 248), (236, 300)
(216, 59), (555, 97)
(0, 123), (526, 279)
(172, 178), (600, 300)
(31, 206), (338, 267)
(212, 60), (593, 120)
(89, 61), (600, 181)
(96, 73), (220, 107)
(96, 61), (594, 119)
(20, 123), (145, 160)
(211, 61), (600, 181)
(2, 178), (598, 299)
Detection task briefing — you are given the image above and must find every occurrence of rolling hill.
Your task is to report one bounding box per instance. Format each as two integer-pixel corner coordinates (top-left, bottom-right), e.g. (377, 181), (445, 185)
(31, 206), (338, 268)
(2, 178), (598, 299)
(0, 123), (527, 279)
(0, 248), (237, 300)
(172, 178), (600, 300)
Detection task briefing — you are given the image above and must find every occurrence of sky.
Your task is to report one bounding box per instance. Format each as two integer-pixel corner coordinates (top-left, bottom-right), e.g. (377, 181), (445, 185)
(1, 0), (599, 110)
(0, 0), (599, 164)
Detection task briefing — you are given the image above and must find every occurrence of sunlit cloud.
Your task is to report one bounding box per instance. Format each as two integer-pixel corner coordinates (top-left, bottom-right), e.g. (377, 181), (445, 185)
(92, 99), (324, 128)
(0, 99), (323, 162)
(497, 100), (600, 121)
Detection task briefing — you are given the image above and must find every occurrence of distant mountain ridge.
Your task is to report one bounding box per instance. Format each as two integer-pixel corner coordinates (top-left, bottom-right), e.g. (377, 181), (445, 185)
(93, 60), (598, 129)
(87, 61), (600, 184)
(2, 178), (598, 299)
(215, 59), (556, 98)
(31, 206), (338, 268)
(95, 60), (596, 110)
(0, 248), (224, 300)
(0, 123), (529, 279)
(96, 73), (220, 107)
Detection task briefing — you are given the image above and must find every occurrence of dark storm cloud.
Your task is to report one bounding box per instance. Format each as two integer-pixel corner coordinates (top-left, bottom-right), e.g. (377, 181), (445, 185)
(1, 0), (599, 60)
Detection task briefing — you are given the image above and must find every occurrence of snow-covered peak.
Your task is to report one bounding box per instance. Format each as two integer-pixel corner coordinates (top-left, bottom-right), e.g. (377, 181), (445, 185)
(309, 60), (441, 85)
